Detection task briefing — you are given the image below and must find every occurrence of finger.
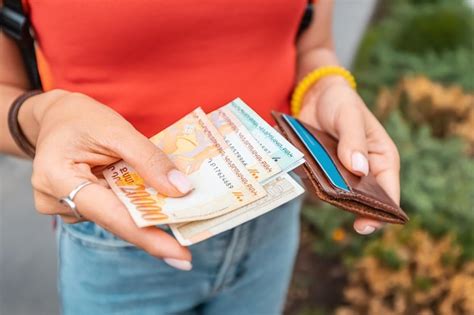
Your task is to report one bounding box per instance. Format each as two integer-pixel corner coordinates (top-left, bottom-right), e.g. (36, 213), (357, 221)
(372, 166), (400, 205)
(365, 121), (401, 204)
(67, 180), (192, 264)
(34, 190), (90, 223)
(353, 217), (385, 235)
(33, 190), (72, 216)
(334, 105), (369, 176)
(95, 177), (110, 189)
(60, 214), (88, 224)
(112, 129), (193, 197)
(299, 91), (321, 128)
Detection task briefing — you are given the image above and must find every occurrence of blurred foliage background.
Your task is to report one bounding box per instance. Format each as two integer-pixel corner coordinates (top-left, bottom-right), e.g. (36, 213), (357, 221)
(286, 0), (474, 314)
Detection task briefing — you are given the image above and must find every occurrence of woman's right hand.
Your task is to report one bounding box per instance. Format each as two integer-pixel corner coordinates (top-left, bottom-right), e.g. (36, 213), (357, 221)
(25, 89), (193, 270)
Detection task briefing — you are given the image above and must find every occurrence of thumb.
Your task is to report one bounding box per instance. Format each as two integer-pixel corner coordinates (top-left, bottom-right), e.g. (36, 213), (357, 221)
(335, 106), (369, 177)
(114, 129), (194, 197)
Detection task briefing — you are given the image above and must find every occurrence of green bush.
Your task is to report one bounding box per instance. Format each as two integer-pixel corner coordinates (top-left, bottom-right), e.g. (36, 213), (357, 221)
(385, 111), (474, 260)
(356, 47), (474, 105)
(353, 0), (474, 105)
(393, 4), (473, 54)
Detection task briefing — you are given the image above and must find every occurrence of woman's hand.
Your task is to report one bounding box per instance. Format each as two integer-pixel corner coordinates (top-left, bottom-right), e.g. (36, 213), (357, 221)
(298, 76), (401, 235)
(25, 90), (193, 270)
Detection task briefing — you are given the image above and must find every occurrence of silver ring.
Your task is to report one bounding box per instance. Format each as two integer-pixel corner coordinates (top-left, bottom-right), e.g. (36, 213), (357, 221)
(59, 181), (93, 219)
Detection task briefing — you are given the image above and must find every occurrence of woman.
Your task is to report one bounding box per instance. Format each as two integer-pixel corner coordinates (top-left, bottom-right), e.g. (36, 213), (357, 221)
(0, 1), (400, 314)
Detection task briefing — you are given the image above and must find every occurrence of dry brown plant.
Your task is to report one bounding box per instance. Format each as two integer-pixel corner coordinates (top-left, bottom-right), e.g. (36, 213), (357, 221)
(375, 76), (474, 153)
(335, 227), (474, 315)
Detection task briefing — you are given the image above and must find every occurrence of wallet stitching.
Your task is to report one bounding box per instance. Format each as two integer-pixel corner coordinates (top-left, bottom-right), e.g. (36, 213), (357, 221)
(338, 190), (400, 214)
(299, 159), (403, 219)
(302, 164), (404, 223)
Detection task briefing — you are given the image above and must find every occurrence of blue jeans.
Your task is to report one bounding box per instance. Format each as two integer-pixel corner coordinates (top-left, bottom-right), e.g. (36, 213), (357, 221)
(57, 196), (302, 315)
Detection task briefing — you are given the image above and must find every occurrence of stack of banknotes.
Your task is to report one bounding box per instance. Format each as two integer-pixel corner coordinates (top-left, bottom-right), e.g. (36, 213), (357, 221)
(103, 98), (305, 245)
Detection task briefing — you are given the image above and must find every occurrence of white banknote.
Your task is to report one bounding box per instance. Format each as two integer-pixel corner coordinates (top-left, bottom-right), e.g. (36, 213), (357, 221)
(170, 173), (304, 246)
(208, 106), (281, 183)
(227, 98), (305, 173)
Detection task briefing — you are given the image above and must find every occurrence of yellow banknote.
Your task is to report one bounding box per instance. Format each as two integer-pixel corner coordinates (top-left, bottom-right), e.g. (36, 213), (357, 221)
(208, 107), (281, 183)
(103, 108), (266, 227)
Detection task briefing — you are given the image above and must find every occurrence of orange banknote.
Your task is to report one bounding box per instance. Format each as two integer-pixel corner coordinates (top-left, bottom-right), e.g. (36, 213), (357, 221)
(104, 108), (266, 227)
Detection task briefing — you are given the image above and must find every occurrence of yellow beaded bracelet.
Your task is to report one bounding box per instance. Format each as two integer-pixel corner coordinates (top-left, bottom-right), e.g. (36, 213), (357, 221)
(290, 66), (357, 117)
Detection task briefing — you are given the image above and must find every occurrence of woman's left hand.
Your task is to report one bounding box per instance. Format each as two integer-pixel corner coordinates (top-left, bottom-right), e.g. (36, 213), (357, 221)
(298, 75), (401, 235)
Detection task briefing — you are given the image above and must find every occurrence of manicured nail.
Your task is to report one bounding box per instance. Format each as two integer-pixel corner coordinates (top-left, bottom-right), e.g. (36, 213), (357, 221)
(167, 170), (193, 194)
(352, 152), (369, 176)
(163, 258), (193, 271)
(356, 225), (376, 235)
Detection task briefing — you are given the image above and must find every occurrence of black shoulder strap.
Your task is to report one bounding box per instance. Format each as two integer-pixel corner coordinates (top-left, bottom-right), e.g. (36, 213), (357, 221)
(298, 0), (314, 37)
(0, 0), (42, 89)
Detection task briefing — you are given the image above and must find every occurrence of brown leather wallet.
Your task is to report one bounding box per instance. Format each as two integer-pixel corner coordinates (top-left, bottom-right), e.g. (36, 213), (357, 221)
(272, 111), (409, 224)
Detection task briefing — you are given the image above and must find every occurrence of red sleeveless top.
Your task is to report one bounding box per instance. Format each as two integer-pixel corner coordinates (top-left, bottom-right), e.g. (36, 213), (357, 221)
(27, 1), (307, 136)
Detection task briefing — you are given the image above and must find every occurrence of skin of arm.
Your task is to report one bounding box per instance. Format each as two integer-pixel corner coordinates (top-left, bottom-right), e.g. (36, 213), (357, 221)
(0, 25), (72, 157)
(0, 29), (37, 156)
(296, 0), (340, 79)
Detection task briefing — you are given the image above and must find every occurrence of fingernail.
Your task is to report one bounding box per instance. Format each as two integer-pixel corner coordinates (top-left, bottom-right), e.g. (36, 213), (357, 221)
(163, 258), (193, 271)
(352, 152), (369, 176)
(356, 225), (376, 235)
(167, 169), (193, 194)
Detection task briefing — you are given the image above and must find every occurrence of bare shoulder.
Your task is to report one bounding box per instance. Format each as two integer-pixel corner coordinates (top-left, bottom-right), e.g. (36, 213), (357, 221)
(297, 0), (334, 53)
